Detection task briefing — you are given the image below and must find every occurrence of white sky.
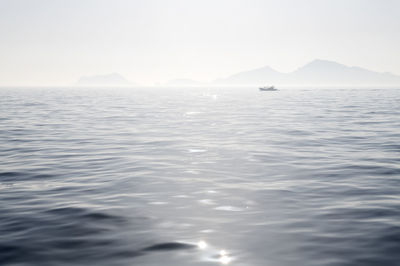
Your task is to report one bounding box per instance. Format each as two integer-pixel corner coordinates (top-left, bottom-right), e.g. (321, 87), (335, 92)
(0, 0), (399, 85)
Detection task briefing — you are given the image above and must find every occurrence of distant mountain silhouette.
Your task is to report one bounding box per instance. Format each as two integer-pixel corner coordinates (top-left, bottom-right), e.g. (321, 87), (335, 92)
(214, 66), (283, 85)
(76, 73), (133, 86)
(215, 59), (400, 85)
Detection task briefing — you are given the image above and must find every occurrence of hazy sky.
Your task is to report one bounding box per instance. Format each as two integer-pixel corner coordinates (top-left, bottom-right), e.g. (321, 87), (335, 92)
(0, 0), (399, 85)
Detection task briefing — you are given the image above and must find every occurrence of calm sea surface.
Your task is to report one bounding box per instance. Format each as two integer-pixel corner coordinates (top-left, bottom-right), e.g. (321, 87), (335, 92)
(1, 87), (399, 266)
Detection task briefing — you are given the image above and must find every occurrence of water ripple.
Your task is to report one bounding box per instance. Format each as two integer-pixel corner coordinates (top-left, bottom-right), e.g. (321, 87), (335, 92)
(0, 87), (399, 266)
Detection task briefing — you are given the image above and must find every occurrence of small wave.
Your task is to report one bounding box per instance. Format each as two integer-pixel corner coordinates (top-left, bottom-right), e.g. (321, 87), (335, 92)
(0, 171), (53, 182)
(141, 242), (196, 252)
(188, 149), (207, 153)
(215, 206), (244, 212)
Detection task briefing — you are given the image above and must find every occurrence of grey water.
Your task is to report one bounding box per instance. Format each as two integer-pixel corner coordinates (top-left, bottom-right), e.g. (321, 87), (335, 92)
(0, 86), (399, 266)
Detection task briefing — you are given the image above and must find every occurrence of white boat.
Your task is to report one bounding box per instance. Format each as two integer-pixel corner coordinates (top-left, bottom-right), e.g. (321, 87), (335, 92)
(259, 86), (277, 91)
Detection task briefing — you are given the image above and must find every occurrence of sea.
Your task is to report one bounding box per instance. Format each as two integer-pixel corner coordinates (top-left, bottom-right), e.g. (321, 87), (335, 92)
(0, 86), (399, 266)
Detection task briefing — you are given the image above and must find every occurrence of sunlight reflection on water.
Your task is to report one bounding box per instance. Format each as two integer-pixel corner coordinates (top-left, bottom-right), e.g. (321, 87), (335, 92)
(0, 87), (399, 266)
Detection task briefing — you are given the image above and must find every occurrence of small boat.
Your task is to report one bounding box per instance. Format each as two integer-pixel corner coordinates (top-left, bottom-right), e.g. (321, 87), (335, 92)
(259, 86), (277, 91)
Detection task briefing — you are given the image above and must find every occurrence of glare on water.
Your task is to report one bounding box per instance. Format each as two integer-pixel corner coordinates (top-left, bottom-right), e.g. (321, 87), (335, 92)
(0, 87), (399, 266)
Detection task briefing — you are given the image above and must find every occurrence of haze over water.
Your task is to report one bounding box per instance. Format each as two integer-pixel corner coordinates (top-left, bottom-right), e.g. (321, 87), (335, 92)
(1, 86), (399, 266)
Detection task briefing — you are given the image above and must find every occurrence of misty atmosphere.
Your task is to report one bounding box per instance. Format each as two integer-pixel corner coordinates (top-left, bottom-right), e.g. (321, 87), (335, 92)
(1, 1), (400, 266)
(76, 59), (400, 86)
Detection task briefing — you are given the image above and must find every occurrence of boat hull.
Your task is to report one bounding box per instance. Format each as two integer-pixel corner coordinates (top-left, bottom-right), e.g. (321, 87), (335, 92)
(259, 86), (277, 91)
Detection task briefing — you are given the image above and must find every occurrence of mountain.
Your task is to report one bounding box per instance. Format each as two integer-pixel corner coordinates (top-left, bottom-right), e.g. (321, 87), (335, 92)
(76, 73), (133, 86)
(288, 59), (400, 85)
(214, 66), (284, 85)
(216, 59), (400, 85)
